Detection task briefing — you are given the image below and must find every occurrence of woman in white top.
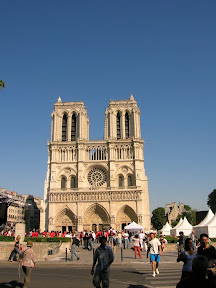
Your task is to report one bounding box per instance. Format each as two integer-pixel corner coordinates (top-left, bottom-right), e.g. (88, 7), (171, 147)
(132, 235), (142, 259)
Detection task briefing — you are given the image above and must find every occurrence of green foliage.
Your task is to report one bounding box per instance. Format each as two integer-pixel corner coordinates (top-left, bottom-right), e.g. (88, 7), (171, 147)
(184, 205), (191, 211)
(207, 189), (216, 213)
(24, 237), (71, 242)
(151, 207), (165, 230)
(172, 210), (196, 226)
(0, 236), (15, 242)
(0, 236), (71, 242)
(0, 80), (6, 89)
(164, 236), (178, 243)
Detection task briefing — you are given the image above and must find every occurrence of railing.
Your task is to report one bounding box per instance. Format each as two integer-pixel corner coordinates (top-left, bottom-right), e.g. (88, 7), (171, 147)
(50, 141), (134, 162)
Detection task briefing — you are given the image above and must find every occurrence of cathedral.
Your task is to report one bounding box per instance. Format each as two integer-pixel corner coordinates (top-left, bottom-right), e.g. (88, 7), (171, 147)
(43, 95), (150, 232)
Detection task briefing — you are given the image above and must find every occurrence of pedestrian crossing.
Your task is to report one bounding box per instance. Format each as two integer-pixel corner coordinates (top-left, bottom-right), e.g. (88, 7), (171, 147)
(135, 264), (182, 288)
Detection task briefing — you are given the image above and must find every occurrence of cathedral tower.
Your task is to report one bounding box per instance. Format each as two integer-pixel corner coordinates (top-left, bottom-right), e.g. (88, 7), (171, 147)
(43, 95), (150, 232)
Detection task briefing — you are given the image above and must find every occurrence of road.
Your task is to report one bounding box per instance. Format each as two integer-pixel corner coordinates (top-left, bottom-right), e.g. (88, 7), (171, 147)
(0, 262), (182, 288)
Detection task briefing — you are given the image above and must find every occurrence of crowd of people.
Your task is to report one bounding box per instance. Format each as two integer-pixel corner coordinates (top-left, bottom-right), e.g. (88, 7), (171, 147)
(2, 226), (216, 288)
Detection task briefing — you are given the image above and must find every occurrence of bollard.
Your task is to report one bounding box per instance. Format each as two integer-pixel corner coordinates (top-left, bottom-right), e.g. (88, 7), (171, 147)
(121, 247), (123, 262)
(66, 247), (67, 262)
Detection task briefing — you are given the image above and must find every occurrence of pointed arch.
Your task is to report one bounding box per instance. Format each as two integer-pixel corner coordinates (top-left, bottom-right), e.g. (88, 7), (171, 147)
(83, 203), (110, 230)
(116, 205), (138, 230)
(55, 206), (77, 228)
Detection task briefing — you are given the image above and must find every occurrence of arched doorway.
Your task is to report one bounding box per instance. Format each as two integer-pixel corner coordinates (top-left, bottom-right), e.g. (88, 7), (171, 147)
(55, 207), (77, 233)
(83, 203), (110, 231)
(116, 205), (138, 231)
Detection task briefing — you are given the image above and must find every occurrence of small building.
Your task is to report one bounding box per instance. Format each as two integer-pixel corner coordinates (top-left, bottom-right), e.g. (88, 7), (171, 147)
(0, 188), (25, 227)
(165, 202), (185, 225)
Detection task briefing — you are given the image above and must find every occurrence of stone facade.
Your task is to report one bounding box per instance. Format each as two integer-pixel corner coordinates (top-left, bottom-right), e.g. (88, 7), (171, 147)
(43, 95), (150, 232)
(165, 202), (185, 225)
(0, 188), (25, 225)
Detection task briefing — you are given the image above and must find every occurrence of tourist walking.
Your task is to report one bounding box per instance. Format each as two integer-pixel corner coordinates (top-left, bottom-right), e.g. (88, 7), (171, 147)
(132, 235), (142, 259)
(9, 235), (21, 262)
(91, 236), (114, 288)
(19, 241), (36, 288)
(177, 238), (197, 281)
(148, 232), (162, 277)
(70, 235), (80, 261)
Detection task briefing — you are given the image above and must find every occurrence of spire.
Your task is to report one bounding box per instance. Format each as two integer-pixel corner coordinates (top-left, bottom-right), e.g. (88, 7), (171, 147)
(130, 94), (134, 100)
(57, 96), (62, 103)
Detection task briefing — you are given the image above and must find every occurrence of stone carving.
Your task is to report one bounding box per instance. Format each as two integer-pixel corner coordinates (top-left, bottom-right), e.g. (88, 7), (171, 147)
(87, 168), (106, 187)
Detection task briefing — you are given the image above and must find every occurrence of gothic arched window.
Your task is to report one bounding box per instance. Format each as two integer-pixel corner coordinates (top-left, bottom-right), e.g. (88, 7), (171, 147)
(119, 175), (124, 188)
(128, 175), (133, 187)
(70, 176), (76, 188)
(71, 114), (76, 141)
(61, 176), (67, 189)
(125, 112), (129, 139)
(62, 114), (67, 141)
(117, 112), (121, 139)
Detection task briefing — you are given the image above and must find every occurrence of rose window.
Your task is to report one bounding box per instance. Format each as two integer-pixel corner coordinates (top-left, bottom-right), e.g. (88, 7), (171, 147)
(87, 168), (106, 187)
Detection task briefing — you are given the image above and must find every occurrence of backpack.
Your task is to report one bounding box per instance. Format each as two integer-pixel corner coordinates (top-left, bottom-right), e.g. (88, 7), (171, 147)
(74, 238), (80, 247)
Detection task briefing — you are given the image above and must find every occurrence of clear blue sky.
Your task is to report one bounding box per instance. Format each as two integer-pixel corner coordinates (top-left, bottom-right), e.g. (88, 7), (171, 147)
(0, 1), (215, 213)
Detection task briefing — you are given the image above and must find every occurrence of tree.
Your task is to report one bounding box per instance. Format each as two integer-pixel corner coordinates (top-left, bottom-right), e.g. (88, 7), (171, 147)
(151, 207), (165, 230)
(172, 209), (196, 227)
(207, 189), (216, 213)
(184, 205), (191, 211)
(0, 80), (6, 89)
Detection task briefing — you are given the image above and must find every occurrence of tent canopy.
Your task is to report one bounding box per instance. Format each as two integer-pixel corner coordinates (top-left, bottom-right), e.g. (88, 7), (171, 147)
(124, 221), (143, 231)
(194, 209), (214, 227)
(160, 222), (172, 236)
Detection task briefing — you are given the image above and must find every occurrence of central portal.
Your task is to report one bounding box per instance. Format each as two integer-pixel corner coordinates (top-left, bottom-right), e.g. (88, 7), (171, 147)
(83, 204), (110, 231)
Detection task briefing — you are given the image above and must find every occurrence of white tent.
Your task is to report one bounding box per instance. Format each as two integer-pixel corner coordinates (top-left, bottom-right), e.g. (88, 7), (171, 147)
(194, 213), (216, 238)
(193, 209), (214, 238)
(170, 217), (192, 236)
(170, 218), (183, 236)
(160, 222), (172, 236)
(124, 221), (143, 232)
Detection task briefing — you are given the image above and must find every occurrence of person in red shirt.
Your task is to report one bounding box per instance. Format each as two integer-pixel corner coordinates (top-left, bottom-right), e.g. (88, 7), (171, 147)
(35, 231), (39, 237)
(32, 232), (35, 237)
(42, 231), (46, 237)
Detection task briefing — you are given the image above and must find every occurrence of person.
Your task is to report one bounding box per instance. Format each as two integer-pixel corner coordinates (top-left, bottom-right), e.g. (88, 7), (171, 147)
(83, 231), (89, 250)
(123, 231), (129, 249)
(176, 255), (210, 288)
(177, 238), (197, 281)
(177, 231), (186, 255)
(70, 234), (80, 261)
(148, 232), (162, 277)
(132, 234), (142, 259)
(91, 236), (114, 288)
(139, 231), (145, 252)
(197, 233), (216, 281)
(189, 230), (197, 251)
(89, 233), (93, 251)
(19, 240), (36, 288)
(9, 235), (21, 262)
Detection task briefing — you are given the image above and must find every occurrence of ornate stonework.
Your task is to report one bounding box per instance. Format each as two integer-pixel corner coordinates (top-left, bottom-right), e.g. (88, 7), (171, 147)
(43, 96), (151, 232)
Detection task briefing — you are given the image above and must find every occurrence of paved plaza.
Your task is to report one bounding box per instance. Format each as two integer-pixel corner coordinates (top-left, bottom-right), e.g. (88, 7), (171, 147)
(0, 247), (183, 288)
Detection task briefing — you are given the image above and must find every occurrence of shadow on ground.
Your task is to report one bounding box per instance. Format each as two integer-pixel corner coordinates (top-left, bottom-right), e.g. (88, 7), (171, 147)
(0, 281), (23, 288)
